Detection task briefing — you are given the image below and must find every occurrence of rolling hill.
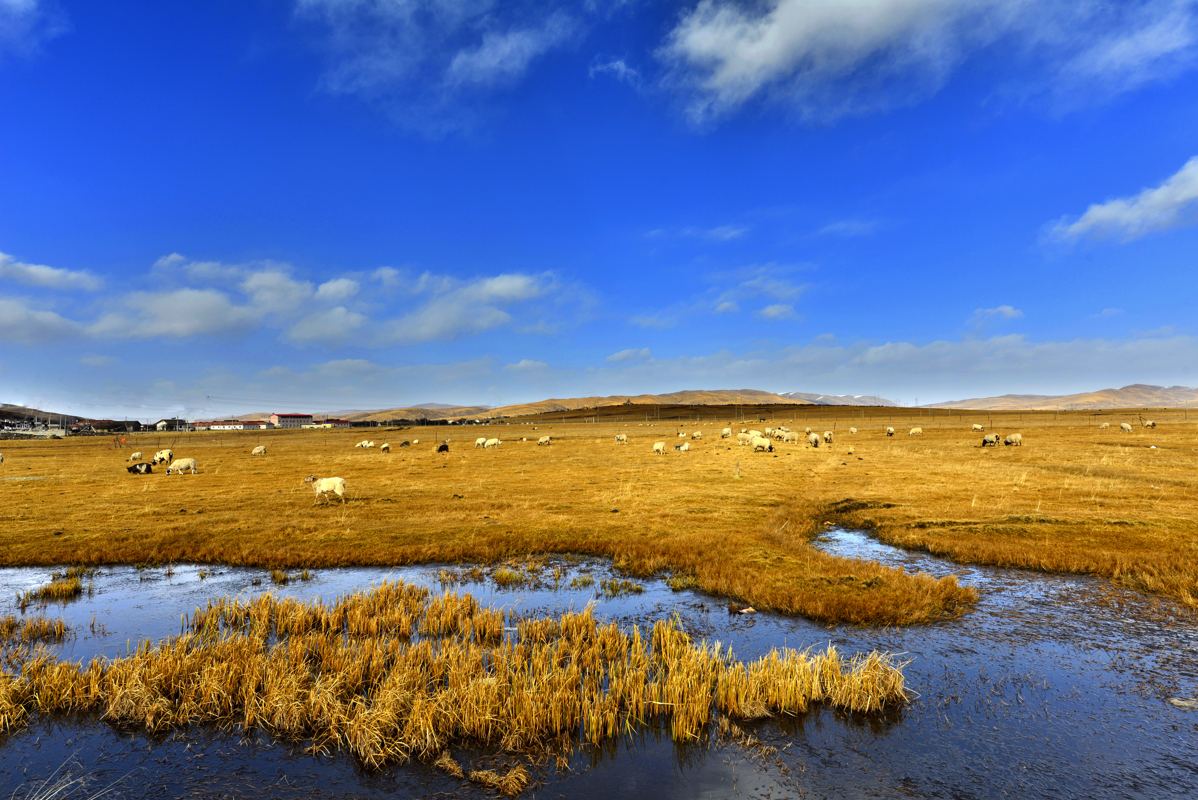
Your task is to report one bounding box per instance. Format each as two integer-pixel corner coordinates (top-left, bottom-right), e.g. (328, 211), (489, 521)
(926, 384), (1198, 411)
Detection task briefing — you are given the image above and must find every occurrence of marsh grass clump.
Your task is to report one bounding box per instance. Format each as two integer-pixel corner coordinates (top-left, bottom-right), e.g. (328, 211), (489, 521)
(599, 577), (644, 597)
(438, 566), (486, 586)
(17, 573), (86, 611)
(666, 573), (699, 591)
(569, 574), (595, 590)
(0, 615), (67, 646)
(269, 569), (290, 586)
(0, 583), (906, 793)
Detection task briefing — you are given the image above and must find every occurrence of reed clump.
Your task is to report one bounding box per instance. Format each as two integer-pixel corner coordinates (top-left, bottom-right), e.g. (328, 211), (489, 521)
(0, 583), (906, 793)
(17, 573), (86, 611)
(599, 577), (645, 597)
(0, 615), (68, 646)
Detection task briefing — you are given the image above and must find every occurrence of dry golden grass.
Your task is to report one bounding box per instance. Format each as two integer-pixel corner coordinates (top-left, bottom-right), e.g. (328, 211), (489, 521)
(0, 582), (907, 795)
(0, 406), (1194, 621)
(0, 615), (67, 646)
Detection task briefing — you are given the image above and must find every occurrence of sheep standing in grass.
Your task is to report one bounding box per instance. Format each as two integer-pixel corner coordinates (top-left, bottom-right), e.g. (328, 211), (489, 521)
(823, 431), (834, 444)
(783, 431), (800, 444)
(653, 441), (665, 455)
(751, 436), (772, 452)
(128, 451), (143, 462)
(166, 457), (197, 475)
(804, 427), (813, 435)
(412, 439), (420, 445)
(736, 432), (752, 446)
(614, 434), (628, 444)
(849, 427), (857, 435)
(251, 445), (266, 456)
(151, 449), (174, 465)
(1143, 420), (1157, 429)
(691, 431), (702, 440)
(475, 437), (488, 448)
(537, 435), (552, 446)
(972, 424), (984, 432)
(436, 442), (450, 454)
(305, 475), (346, 504)
(1100, 422), (1110, 429)
(1004, 433), (1023, 446)
(720, 427), (732, 439)
(981, 434), (999, 447)
(0, 452), (4, 465)
(808, 433), (821, 448)
(886, 427), (895, 437)
(483, 438), (501, 448)
(380, 443), (391, 453)
(1120, 422), (1133, 433)
(909, 427), (923, 436)
(676, 442), (691, 452)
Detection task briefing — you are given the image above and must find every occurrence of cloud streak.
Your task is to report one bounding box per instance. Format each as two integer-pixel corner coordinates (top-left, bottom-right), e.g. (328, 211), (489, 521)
(0, 251), (102, 291)
(1051, 155), (1198, 242)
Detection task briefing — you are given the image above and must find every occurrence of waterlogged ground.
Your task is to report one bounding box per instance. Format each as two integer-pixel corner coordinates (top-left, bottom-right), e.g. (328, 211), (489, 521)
(1, 530), (1197, 798)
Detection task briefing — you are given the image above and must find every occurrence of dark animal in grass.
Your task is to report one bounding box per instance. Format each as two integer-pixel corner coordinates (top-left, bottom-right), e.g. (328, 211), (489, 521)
(127, 462), (153, 474)
(436, 442), (449, 454)
(980, 434), (1000, 447)
(399, 440), (411, 448)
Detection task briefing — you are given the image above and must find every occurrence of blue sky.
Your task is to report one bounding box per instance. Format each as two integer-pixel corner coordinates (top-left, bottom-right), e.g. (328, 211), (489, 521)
(2, 0), (1197, 420)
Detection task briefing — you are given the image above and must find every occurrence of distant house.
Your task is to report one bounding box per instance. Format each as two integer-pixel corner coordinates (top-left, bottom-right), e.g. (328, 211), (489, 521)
(153, 418), (189, 432)
(323, 418), (352, 428)
(270, 413), (313, 429)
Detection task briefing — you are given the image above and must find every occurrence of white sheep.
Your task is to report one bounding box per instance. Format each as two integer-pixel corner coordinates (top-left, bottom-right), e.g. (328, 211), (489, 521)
(0, 452), (4, 465)
(885, 427), (895, 437)
(764, 427), (774, 436)
(677, 432), (687, 439)
(751, 436), (772, 453)
(380, 443), (391, 452)
(736, 432), (752, 446)
(823, 431), (834, 444)
(1100, 422), (1110, 429)
(475, 437), (488, 448)
(908, 427), (923, 436)
(1143, 420), (1157, 429)
(412, 439), (420, 445)
(151, 449), (174, 465)
(804, 427), (813, 435)
(677, 441), (691, 452)
(652, 441), (666, 455)
(808, 433), (821, 448)
(483, 438), (501, 448)
(127, 451), (143, 462)
(748, 429), (763, 439)
(537, 435), (552, 446)
(849, 427), (857, 435)
(1004, 433), (1023, 447)
(691, 431), (702, 440)
(783, 431), (800, 444)
(251, 445), (266, 456)
(1120, 422), (1133, 433)
(305, 475), (346, 504)
(166, 457), (197, 475)
(720, 427), (732, 439)
(615, 434), (628, 444)
(971, 424), (984, 432)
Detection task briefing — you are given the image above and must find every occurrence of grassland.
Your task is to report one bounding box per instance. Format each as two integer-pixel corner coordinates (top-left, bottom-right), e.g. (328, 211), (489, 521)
(0, 406), (1195, 622)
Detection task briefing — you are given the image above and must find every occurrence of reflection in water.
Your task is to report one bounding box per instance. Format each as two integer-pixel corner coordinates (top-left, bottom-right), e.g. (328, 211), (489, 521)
(1, 530), (1196, 799)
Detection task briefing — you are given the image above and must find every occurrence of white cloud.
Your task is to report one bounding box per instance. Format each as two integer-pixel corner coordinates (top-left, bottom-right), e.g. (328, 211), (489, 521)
(972, 304), (1023, 322)
(714, 301), (738, 313)
(287, 306), (367, 343)
(758, 303), (795, 319)
(647, 224), (749, 241)
(505, 358), (548, 371)
(372, 266), (401, 287)
(816, 218), (880, 238)
(445, 13), (575, 88)
(315, 277), (359, 302)
(659, 0), (1198, 124)
(0, 0), (63, 58)
(90, 289), (255, 338)
(241, 270), (314, 313)
(0, 297), (78, 342)
(0, 251), (102, 291)
(589, 57), (642, 86)
(606, 347), (651, 362)
(1094, 307), (1125, 319)
(1051, 155), (1198, 242)
(383, 272), (550, 343)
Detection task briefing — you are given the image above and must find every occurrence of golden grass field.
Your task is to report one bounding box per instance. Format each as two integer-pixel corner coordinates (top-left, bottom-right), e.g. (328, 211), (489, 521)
(1, 406), (1195, 624)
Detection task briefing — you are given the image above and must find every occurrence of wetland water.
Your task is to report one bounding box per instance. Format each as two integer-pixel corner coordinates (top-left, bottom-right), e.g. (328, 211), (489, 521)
(1, 530), (1196, 798)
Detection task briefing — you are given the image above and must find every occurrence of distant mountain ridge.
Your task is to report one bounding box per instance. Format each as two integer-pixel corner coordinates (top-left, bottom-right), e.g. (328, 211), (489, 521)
(780, 391), (897, 407)
(925, 384), (1198, 410)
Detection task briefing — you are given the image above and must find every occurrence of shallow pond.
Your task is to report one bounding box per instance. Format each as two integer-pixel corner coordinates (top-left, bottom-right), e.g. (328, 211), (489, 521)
(1, 530), (1196, 798)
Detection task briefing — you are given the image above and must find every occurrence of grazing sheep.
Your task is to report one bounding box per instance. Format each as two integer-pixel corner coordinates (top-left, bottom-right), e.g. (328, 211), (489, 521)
(804, 427), (813, 435)
(783, 431), (800, 444)
(849, 427), (857, 435)
(653, 441), (666, 455)
(128, 451), (143, 462)
(764, 427), (774, 436)
(823, 431), (834, 444)
(677, 432), (687, 439)
(0, 452), (4, 465)
(166, 457), (197, 475)
(981, 434), (1000, 447)
(483, 438), (501, 448)
(305, 475), (346, 504)
(1100, 422), (1110, 429)
(1143, 420), (1157, 429)
(399, 441), (412, 448)
(412, 439), (420, 445)
(972, 424), (985, 432)
(355, 440), (370, 448)
(614, 434), (628, 444)
(908, 427), (923, 436)
(885, 427), (895, 437)
(736, 432), (752, 446)
(675, 442), (691, 452)
(475, 437), (488, 448)
(537, 435), (552, 446)
(126, 462), (153, 474)
(847, 446), (855, 455)
(748, 430), (764, 439)
(380, 443), (391, 452)
(808, 433), (821, 448)
(151, 449), (174, 465)
(751, 436), (773, 453)
(251, 445), (266, 456)
(1004, 433), (1023, 446)
(691, 431), (702, 440)
(720, 427), (732, 438)
(1120, 422), (1133, 433)
(436, 442), (450, 454)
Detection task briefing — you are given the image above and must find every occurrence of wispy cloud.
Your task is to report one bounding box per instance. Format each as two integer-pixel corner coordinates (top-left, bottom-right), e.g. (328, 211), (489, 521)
(815, 218), (880, 238)
(382, 272), (553, 343)
(0, 250), (102, 291)
(0, 0), (65, 59)
(646, 224), (749, 242)
(972, 304), (1023, 322)
(758, 303), (796, 320)
(505, 358), (549, 371)
(0, 297), (78, 342)
(658, 0), (1198, 125)
(1050, 155), (1198, 242)
(90, 288), (256, 339)
(446, 13), (575, 88)
(606, 347), (651, 362)
(589, 57), (642, 86)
